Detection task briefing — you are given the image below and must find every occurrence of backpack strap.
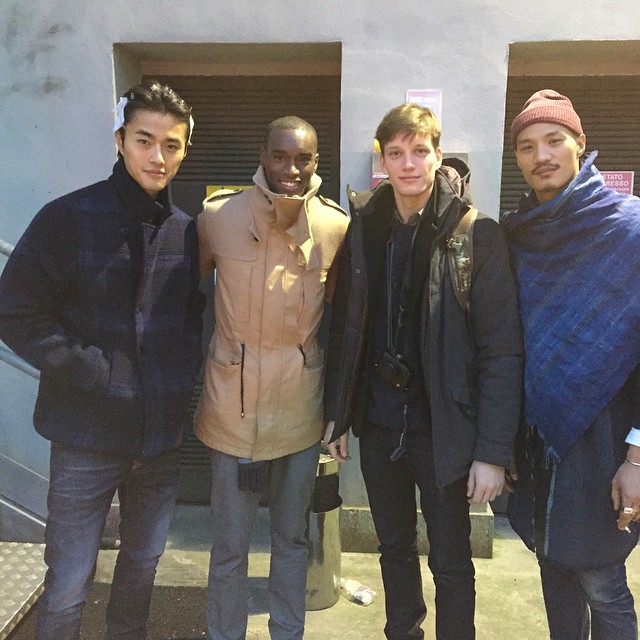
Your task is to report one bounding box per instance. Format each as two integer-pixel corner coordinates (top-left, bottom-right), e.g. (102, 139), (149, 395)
(447, 206), (479, 312)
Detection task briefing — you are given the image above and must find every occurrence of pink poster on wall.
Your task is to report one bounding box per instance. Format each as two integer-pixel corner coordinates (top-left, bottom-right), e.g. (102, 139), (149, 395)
(601, 171), (634, 195)
(405, 89), (443, 122)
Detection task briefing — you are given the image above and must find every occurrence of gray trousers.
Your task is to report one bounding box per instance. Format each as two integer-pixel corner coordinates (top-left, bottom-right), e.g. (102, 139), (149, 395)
(207, 443), (320, 640)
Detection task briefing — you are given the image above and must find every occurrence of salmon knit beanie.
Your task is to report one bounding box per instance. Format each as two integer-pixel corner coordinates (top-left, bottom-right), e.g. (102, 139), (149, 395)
(511, 89), (583, 149)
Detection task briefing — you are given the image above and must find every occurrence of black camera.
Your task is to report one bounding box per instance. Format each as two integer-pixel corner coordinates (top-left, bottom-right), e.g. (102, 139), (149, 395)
(374, 350), (411, 389)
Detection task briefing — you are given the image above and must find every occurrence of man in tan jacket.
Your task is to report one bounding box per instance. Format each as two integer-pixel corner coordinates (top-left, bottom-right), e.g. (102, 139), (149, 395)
(195, 116), (348, 640)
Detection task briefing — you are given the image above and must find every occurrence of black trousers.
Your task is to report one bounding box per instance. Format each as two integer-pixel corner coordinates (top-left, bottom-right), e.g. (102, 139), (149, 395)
(360, 424), (475, 640)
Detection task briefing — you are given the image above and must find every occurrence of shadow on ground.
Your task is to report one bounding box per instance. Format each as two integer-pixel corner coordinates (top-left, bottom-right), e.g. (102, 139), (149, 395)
(9, 578), (271, 640)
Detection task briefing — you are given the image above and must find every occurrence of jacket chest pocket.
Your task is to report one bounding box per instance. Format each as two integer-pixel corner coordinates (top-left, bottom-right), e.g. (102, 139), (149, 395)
(290, 265), (326, 325)
(215, 257), (254, 324)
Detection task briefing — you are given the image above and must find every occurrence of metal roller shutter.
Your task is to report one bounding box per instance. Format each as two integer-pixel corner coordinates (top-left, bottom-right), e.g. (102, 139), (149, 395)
(500, 76), (640, 215)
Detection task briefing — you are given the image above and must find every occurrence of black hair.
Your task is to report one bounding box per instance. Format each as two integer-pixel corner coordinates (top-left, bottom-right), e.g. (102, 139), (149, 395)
(117, 80), (192, 143)
(263, 115), (317, 150)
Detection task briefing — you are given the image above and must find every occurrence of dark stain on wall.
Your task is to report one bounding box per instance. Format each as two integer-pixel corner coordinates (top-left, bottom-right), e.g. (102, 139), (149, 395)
(26, 44), (55, 65)
(2, 5), (21, 52)
(5, 78), (67, 97)
(46, 23), (73, 38)
(42, 77), (67, 94)
(1, 2), (73, 97)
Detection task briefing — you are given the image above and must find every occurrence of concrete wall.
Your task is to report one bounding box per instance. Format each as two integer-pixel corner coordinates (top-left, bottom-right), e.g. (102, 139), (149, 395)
(2, 0), (640, 516)
(4, 0), (640, 239)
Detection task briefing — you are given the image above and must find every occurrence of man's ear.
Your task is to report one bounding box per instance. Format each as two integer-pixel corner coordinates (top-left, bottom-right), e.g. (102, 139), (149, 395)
(115, 130), (124, 155)
(577, 133), (587, 156)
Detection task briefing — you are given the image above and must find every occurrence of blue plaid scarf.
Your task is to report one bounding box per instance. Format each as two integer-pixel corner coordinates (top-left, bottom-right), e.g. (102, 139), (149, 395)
(503, 152), (640, 461)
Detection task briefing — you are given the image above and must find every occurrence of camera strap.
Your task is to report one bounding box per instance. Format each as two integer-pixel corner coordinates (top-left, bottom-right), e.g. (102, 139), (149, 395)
(385, 220), (422, 354)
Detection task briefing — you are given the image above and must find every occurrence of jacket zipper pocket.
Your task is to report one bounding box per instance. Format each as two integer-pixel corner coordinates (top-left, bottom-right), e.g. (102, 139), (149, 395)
(297, 344), (307, 367)
(240, 342), (245, 418)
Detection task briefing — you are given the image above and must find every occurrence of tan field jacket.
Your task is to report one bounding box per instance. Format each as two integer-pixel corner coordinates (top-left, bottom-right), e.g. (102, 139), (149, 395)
(195, 167), (348, 460)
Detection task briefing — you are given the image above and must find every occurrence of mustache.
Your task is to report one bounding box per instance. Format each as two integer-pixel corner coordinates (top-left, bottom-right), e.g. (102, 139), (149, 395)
(532, 163), (559, 175)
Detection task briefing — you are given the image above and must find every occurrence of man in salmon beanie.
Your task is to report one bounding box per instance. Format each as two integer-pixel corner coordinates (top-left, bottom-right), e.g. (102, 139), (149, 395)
(503, 89), (640, 640)
(510, 89), (583, 150)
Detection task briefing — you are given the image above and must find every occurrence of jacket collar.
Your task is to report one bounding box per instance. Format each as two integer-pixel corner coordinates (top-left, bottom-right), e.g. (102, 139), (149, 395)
(348, 169), (468, 239)
(109, 156), (172, 225)
(250, 165), (323, 269)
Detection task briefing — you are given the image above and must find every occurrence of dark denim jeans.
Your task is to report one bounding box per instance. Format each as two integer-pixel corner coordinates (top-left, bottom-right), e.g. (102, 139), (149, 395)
(36, 443), (180, 640)
(360, 424), (475, 640)
(539, 559), (638, 640)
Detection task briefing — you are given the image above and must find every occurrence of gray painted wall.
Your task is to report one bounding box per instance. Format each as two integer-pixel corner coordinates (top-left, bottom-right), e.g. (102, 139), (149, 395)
(2, 0), (640, 514)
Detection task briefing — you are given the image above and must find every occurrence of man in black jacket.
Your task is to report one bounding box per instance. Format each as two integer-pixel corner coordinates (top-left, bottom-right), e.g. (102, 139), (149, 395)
(323, 103), (522, 640)
(0, 81), (204, 640)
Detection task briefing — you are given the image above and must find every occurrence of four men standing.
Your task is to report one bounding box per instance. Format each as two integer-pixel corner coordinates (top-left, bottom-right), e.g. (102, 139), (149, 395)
(1, 81), (638, 640)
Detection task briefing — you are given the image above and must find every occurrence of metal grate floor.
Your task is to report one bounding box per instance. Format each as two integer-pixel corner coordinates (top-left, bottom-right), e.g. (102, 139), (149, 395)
(0, 542), (45, 639)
